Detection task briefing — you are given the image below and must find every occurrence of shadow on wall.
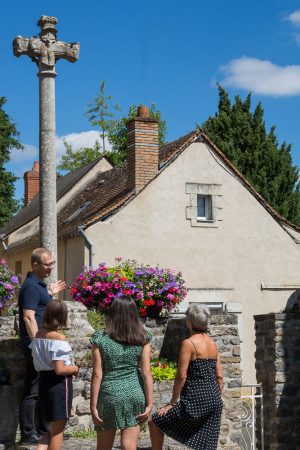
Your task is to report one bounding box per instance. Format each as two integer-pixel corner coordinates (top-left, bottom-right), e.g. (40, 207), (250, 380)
(255, 289), (300, 450)
(159, 317), (189, 361)
(276, 290), (300, 449)
(0, 338), (25, 445)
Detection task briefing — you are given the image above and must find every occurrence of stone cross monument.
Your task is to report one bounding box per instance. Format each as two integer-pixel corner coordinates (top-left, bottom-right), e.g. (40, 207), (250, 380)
(13, 16), (80, 279)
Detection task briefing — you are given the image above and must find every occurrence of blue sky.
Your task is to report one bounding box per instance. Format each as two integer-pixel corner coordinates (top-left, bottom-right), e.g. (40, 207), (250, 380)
(1, 0), (300, 200)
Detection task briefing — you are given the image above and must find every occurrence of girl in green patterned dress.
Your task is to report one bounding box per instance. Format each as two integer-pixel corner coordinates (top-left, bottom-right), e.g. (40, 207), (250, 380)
(90, 296), (153, 450)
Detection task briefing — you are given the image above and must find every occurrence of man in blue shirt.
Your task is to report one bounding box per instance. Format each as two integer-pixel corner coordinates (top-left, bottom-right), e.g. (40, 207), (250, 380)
(19, 247), (66, 445)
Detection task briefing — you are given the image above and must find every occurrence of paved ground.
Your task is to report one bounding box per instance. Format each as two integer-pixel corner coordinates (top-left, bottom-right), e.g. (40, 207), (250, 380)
(6, 434), (188, 449)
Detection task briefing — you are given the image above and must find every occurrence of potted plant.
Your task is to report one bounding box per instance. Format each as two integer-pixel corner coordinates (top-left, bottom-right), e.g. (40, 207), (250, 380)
(0, 259), (20, 316)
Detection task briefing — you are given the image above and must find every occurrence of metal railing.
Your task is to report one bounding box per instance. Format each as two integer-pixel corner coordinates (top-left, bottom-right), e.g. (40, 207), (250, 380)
(241, 384), (264, 450)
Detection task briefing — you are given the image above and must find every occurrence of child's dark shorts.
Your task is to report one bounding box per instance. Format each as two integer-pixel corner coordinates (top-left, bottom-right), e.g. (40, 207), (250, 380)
(39, 370), (73, 422)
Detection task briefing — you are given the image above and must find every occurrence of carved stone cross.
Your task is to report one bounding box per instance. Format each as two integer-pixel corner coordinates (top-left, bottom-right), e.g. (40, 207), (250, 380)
(13, 16), (80, 280)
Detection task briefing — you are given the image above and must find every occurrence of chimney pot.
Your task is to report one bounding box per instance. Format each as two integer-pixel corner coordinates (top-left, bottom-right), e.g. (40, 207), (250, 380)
(137, 105), (149, 118)
(32, 161), (39, 172)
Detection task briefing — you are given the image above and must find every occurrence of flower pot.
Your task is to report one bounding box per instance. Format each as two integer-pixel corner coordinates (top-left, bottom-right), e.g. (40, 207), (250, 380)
(146, 305), (163, 319)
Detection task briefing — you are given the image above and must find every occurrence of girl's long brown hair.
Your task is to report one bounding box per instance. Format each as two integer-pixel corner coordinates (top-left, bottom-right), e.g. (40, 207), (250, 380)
(42, 300), (68, 331)
(105, 296), (148, 346)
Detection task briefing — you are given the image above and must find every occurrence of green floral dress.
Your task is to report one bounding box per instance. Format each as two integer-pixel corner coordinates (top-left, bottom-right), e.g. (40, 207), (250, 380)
(90, 330), (149, 430)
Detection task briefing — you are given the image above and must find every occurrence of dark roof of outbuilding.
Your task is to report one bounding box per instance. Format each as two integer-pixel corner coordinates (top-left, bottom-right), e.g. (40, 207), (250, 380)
(1, 156), (112, 237)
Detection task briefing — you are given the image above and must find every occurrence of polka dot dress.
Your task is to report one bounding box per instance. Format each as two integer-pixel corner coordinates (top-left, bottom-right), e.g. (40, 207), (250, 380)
(152, 358), (223, 450)
(90, 330), (148, 431)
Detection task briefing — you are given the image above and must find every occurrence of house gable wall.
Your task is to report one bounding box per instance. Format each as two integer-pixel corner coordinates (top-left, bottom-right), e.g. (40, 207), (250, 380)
(86, 141), (300, 382)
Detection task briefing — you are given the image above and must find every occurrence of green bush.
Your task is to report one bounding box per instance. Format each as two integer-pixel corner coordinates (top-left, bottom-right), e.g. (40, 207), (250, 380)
(151, 358), (177, 381)
(87, 310), (106, 330)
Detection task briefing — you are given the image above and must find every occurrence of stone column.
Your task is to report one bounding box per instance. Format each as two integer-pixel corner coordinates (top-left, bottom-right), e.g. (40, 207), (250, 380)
(39, 71), (58, 279)
(13, 16), (80, 281)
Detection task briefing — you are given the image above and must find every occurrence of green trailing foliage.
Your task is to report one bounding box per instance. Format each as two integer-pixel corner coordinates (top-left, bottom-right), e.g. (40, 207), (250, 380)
(203, 85), (300, 226)
(151, 358), (177, 381)
(87, 310), (106, 331)
(0, 97), (22, 228)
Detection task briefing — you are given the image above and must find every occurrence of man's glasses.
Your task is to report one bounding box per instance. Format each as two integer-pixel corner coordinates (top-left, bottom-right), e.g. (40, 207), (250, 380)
(39, 261), (55, 268)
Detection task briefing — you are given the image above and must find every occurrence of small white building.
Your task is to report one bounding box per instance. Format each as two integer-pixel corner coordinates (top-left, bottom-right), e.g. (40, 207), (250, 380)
(1, 106), (300, 383)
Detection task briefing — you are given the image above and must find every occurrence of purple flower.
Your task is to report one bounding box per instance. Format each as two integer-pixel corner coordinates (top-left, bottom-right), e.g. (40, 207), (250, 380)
(10, 275), (19, 284)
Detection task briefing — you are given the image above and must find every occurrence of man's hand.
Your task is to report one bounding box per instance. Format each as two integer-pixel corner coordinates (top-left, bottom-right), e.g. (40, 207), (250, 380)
(49, 280), (66, 296)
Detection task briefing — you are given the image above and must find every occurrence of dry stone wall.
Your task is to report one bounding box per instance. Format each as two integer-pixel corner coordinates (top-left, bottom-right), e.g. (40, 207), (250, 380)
(255, 312), (300, 450)
(0, 309), (241, 450)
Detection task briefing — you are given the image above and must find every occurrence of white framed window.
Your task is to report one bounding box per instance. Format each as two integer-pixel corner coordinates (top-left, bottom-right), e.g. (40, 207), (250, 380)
(197, 194), (212, 221)
(186, 183), (222, 228)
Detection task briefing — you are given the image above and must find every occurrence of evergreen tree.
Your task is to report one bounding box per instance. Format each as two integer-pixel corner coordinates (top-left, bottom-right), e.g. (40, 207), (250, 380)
(0, 97), (22, 228)
(203, 85), (300, 225)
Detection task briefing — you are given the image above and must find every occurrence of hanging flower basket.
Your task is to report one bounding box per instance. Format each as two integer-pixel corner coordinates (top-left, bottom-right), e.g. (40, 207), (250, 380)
(0, 259), (20, 315)
(70, 259), (187, 319)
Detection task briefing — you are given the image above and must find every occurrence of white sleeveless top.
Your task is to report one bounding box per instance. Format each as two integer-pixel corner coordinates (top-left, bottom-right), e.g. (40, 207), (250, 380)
(30, 338), (72, 371)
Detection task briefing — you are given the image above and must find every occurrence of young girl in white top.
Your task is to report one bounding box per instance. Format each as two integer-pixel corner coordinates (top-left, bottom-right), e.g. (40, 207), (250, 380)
(30, 300), (79, 450)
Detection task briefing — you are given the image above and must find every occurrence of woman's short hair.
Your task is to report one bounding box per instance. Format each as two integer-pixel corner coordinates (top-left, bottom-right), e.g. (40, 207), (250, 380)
(106, 296), (148, 346)
(186, 304), (211, 332)
(42, 300), (68, 330)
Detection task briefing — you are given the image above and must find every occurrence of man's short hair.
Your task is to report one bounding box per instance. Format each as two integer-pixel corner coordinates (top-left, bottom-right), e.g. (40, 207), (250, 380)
(31, 248), (52, 265)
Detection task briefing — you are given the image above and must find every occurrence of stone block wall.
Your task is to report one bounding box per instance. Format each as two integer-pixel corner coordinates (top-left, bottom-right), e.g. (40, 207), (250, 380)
(255, 312), (300, 450)
(147, 314), (242, 449)
(0, 310), (241, 449)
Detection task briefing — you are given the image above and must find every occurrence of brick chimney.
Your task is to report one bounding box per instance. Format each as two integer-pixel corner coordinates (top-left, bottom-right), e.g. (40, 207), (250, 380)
(24, 161), (39, 205)
(127, 105), (159, 192)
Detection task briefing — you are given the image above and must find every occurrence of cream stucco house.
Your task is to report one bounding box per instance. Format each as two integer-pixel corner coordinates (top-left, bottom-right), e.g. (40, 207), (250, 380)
(1, 106), (300, 384)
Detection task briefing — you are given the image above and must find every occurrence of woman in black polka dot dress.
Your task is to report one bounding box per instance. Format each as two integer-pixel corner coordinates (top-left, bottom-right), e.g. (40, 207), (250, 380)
(149, 304), (223, 450)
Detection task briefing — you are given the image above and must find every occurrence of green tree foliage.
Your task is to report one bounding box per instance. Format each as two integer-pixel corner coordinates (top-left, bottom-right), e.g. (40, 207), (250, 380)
(57, 140), (102, 172)
(0, 97), (22, 228)
(58, 80), (167, 171)
(203, 85), (300, 225)
(86, 81), (120, 152)
(106, 103), (167, 165)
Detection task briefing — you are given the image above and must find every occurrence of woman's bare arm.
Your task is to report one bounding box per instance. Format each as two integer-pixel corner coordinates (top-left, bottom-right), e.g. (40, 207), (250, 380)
(137, 343), (153, 423)
(215, 351), (224, 393)
(170, 339), (192, 404)
(157, 339), (192, 416)
(90, 345), (104, 426)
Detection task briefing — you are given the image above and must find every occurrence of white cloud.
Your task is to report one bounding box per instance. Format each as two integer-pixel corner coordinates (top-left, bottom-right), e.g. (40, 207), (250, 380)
(10, 130), (109, 167)
(286, 10), (300, 26)
(56, 130), (107, 160)
(293, 33), (300, 46)
(10, 143), (38, 163)
(219, 56), (300, 97)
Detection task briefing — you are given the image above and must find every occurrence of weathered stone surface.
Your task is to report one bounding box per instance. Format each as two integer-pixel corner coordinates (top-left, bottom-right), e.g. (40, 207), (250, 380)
(255, 312), (300, 449)
(13, 17), (80, 278)
(0, 313), (241, 448)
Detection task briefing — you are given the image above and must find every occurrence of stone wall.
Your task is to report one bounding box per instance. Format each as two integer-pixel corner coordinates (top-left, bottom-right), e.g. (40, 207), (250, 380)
(0, 309), (241, 449)
(255, 312), (300, 450)
(147, 314), (242, 449)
